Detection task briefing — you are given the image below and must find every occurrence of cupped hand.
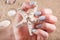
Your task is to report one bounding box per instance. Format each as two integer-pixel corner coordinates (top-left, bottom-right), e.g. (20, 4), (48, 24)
(13, 2), (57, 40)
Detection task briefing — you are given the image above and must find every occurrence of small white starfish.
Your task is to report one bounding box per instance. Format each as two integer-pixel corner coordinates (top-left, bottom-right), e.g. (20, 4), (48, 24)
(16, 2), (38, 36)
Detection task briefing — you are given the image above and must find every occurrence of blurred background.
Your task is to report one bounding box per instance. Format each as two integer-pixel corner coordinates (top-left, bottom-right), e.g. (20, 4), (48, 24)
(0, 0), (60, 40)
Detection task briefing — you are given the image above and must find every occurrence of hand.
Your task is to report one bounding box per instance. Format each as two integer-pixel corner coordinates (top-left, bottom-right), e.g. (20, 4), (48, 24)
(13, 2), (57, 40)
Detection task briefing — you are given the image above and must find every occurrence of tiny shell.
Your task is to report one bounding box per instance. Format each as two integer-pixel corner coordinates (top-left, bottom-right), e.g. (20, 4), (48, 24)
(0, 20), (11, 28)
(5, 0), (16, 4)
(8, 10), (16, 16)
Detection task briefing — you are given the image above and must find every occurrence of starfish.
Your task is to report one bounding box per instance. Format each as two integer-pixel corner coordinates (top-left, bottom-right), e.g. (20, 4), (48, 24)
(15, 2), (38, 36)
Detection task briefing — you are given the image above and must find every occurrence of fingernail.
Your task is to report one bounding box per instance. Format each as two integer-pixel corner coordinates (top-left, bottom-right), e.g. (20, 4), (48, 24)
(34, 11), (41, 16)
(36, 24), (42, 28)
(30, 1), (37, 5)
(32, 29), (37, 33)
(38, 16), (46, 21)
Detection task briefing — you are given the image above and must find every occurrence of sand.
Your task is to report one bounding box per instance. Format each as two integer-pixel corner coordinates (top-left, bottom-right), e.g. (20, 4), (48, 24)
(0, 0), (60, 40)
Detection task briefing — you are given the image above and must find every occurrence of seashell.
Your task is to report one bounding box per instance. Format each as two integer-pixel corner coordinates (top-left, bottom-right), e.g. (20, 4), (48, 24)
(8, 10), (16, 16)
(0, 20), (11, 29)
(5, 0), (16, 4)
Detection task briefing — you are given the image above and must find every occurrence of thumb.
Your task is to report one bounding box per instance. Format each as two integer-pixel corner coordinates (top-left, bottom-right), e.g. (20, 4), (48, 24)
(12, 11), (23, 40)
(13, 11), (29, 40)
(13, 11), (23, 26)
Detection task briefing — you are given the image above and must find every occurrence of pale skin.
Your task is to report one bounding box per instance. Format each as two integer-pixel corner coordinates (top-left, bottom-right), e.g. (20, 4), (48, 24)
(0, 1), (57, 40)
(12, 2), (57, 40)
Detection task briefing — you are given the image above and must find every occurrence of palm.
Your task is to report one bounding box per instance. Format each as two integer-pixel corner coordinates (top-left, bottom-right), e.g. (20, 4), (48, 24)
(12, 2), (57, 39)
(13, 20), (37, 40)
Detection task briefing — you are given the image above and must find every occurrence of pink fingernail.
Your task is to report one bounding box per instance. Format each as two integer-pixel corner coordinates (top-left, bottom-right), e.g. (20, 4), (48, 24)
(36, 24), (42, 28)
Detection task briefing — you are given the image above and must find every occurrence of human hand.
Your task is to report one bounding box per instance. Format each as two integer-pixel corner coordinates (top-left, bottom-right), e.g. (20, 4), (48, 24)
(13, 2), (57, 40)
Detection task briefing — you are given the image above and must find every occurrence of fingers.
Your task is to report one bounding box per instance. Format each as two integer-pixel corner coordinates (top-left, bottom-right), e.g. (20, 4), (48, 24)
(45, 15), (57, 24)
(36, 23), (56, 33)
(36, 8), (57, 24)
(37, 15), (57, 24)
(37, 35), (45, 40)
(40, 8), (52, 15)
(21, 2), (31, 11)
(21, 2), (36, 12)
(32, 29), (49, 40)
(39, 15), (57, 24)
(20, 2), (57, 24)
(42, 23), (56, 33)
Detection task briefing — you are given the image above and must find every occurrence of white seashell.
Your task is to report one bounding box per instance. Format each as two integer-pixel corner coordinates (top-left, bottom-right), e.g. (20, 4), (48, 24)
(8, 10), (16, 16)
(0, 20), (11, 28)
(6, 0), (16, 4)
